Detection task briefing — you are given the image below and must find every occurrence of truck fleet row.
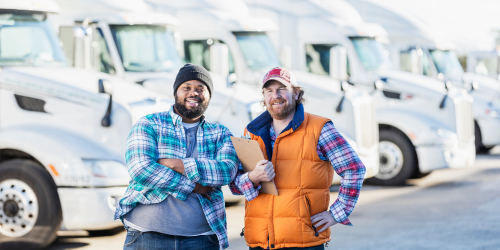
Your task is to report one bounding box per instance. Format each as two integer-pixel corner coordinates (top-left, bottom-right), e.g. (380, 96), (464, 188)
(0, 0), (493, 248)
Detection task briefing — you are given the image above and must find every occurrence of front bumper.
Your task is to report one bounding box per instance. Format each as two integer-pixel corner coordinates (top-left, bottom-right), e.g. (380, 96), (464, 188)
(416, 141), (475, 173)
(58, 187), (127, 230)
(477, 117), (500, 147)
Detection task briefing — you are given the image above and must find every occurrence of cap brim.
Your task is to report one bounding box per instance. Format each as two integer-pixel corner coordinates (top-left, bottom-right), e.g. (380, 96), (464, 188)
(263, 77), (293, 88)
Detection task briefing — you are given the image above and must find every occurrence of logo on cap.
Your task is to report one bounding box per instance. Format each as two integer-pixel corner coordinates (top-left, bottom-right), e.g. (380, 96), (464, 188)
(262, 67), (296, 88)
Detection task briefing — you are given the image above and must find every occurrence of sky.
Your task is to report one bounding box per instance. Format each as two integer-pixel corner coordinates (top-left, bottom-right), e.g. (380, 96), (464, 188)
(371, 0), (500, 53)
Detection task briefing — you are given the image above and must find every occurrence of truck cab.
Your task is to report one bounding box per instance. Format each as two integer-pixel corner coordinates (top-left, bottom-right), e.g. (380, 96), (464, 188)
(246, 0), (475, 185)
(346, 0), (500, 153)
(51, 0), (263, 137)
(147, 0), (380, 183)
(0, 1), (172, 248)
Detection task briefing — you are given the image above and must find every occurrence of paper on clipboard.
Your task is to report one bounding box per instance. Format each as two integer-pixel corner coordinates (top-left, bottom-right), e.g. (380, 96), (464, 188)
(230, 136), (278, 196)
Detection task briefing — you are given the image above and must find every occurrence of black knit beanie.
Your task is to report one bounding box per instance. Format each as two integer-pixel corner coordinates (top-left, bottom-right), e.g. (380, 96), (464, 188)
(173, 64), (213, 96)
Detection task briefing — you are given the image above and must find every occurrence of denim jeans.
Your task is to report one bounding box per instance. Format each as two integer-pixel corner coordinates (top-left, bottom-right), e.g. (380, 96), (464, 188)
(123, 229), (219, 250)
(250, 244), (325, 250)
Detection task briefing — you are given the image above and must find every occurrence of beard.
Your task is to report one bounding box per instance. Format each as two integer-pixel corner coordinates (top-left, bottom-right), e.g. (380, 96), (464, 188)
(266, 97), (296, 120)
(174, 95), (209, 119)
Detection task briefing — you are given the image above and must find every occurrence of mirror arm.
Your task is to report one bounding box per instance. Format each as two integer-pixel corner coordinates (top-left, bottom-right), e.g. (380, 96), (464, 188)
(101, 95), (112, 127)
(439, 95), (447, 109)
(335, 95), (345, 113)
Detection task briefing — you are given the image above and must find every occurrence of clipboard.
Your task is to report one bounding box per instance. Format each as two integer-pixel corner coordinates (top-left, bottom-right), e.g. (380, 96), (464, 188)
(230, 136), (278, 196)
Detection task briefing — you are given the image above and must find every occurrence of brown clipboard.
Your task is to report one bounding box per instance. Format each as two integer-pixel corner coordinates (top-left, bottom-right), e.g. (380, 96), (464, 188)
(230, 136), (278, 196)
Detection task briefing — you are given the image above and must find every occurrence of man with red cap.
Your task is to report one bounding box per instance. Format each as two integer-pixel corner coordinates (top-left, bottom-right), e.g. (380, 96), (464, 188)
(230, 67), (366, 250)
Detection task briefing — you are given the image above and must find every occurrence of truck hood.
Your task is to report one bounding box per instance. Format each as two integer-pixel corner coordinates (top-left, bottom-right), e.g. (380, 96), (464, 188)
(376, 69), (448, 99)
(1, 66), (172, 104)
(463, 72), (500, 101)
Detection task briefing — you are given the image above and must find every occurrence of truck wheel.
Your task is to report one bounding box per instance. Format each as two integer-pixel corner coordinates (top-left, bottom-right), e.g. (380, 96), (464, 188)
(366, 130), (417, 186)
(474, 121), (482, 153)
(0, 159), (62, 250)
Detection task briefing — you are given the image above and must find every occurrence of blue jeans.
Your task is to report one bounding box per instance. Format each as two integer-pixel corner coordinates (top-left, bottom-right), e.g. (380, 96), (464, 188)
(250, 244), (324, 250)
(123, 229), (220, 250)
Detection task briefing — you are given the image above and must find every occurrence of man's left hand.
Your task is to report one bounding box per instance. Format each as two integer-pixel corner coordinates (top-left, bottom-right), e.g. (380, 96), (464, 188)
(157, 158), (185, 174)
(311, 211), (338, 233)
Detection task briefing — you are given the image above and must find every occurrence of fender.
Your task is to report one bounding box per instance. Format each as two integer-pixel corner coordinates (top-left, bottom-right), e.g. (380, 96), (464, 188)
(377, 108), (454, 147)
(0, 125), (125, 187)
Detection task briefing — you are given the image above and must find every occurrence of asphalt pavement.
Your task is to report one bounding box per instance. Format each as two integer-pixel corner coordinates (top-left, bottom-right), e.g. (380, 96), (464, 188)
(47, 147), (500, 250)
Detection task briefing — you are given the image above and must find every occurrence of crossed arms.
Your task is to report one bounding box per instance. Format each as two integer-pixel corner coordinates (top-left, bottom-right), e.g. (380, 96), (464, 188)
(125, 117), (239, 201)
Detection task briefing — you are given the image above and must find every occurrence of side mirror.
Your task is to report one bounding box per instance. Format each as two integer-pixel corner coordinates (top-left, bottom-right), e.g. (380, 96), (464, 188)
(98, 79), (113, 127)
(280, 46), (292, 69)
(227, 73), (238, 88)
(409, 48), (423, 74)
(330, 46), (348, 82)
(469, 81), (479, 92)
(173, 31), (185, 58)
(374, 80), (385, 90)
(210, 43), (229, 76)
(72, 18), (94, 70)
(98, 79), (113, 94)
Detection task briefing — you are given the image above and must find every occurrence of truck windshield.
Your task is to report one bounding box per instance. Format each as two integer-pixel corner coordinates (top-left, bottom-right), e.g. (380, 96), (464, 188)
(0, 13), (66, 67)
(234, 32), (280, 70)
(350, 37), (392, 72)
(110, 25), (182, 72)
(429, 50), (464, 78)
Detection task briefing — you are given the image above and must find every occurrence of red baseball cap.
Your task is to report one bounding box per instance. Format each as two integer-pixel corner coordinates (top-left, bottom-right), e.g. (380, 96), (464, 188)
(262, 67), (298, 88)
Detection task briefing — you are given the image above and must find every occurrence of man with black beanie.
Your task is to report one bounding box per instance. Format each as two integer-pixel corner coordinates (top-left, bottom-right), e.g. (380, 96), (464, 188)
(115, 64), (239, 249)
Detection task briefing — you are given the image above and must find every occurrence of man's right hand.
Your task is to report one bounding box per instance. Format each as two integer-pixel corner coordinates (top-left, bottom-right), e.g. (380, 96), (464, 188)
(248, 160), (275, 186)
(193, 183), (214, 200)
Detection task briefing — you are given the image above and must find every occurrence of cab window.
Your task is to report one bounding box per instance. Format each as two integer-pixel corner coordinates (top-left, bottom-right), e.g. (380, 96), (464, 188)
(184, 39), (235, 73)
(95, 28), (115, 74)
(305, 44), (350, 76)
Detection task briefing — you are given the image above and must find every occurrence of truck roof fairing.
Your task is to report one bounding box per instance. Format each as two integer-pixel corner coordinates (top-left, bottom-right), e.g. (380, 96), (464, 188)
(0, 0), (60, 13)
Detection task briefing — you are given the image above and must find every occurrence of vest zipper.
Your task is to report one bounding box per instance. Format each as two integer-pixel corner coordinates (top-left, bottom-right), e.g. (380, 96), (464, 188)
(304, 195), (319, 237)
(240, 228), (245, 237)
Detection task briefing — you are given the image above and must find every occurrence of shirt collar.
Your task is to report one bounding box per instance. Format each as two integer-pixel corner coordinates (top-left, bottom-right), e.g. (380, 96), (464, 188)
(168, 105), (206, 127)
(246, 103), (305, 135)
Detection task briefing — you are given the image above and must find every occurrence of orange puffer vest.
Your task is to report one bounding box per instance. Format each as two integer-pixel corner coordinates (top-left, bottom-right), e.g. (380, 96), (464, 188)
(244, 111), (333, 249)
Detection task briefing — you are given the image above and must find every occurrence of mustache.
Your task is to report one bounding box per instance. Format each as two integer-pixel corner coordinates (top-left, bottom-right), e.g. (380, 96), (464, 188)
(269, 97), (287, 105)
(184, 96), (201, 102)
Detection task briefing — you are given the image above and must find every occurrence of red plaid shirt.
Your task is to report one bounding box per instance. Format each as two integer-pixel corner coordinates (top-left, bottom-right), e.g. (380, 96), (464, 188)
(229, 121), (365, 226)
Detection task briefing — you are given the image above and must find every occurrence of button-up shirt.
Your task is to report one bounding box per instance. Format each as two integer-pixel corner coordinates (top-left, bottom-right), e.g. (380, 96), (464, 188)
(115, 105), (238, 248)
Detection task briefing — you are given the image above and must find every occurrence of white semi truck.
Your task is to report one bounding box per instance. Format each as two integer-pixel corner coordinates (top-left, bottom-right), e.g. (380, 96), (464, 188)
(146, 0), (380, 182)
(346, 0), (500, 153)
(467, 50), (500, 81)
(245, 0), (475, 185)
(0, 0), (173, 248)
(51, 0), (265, 138)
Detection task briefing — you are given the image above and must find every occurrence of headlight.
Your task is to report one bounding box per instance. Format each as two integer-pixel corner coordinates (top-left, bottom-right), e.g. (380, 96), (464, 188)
(418, 127), (458, 146)
(83, 160), (129, 179)
(247, 101), (264, 121)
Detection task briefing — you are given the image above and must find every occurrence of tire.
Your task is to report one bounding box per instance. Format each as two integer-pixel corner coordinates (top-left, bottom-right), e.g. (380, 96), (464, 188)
(474, 121), (482, 153)
(225, 200), (242, 207)
(474, 122), (494, 154)
(0, 159), (62, 250)
(365, 130), (417, 186)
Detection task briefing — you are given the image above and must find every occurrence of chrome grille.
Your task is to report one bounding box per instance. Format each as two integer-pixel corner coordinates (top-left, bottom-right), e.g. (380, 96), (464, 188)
(354, 100), (378, 149)
(455, 99), (474, 144)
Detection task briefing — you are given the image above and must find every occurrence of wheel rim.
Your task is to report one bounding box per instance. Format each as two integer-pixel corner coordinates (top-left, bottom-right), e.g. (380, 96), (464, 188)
(376, 141), (404, 180)
(0, 179), (39, 237)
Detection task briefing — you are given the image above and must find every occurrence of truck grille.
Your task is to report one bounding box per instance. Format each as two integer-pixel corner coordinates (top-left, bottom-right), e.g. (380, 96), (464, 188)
(354, 100), (378, 149)
(455, 100), (474, 144)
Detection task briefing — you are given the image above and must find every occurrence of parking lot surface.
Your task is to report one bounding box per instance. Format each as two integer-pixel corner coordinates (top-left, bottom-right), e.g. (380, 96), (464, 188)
(47, 149), (500, 250)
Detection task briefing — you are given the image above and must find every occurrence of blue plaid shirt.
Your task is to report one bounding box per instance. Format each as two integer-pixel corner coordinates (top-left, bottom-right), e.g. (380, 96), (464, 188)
(114, 105), (238, 249)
